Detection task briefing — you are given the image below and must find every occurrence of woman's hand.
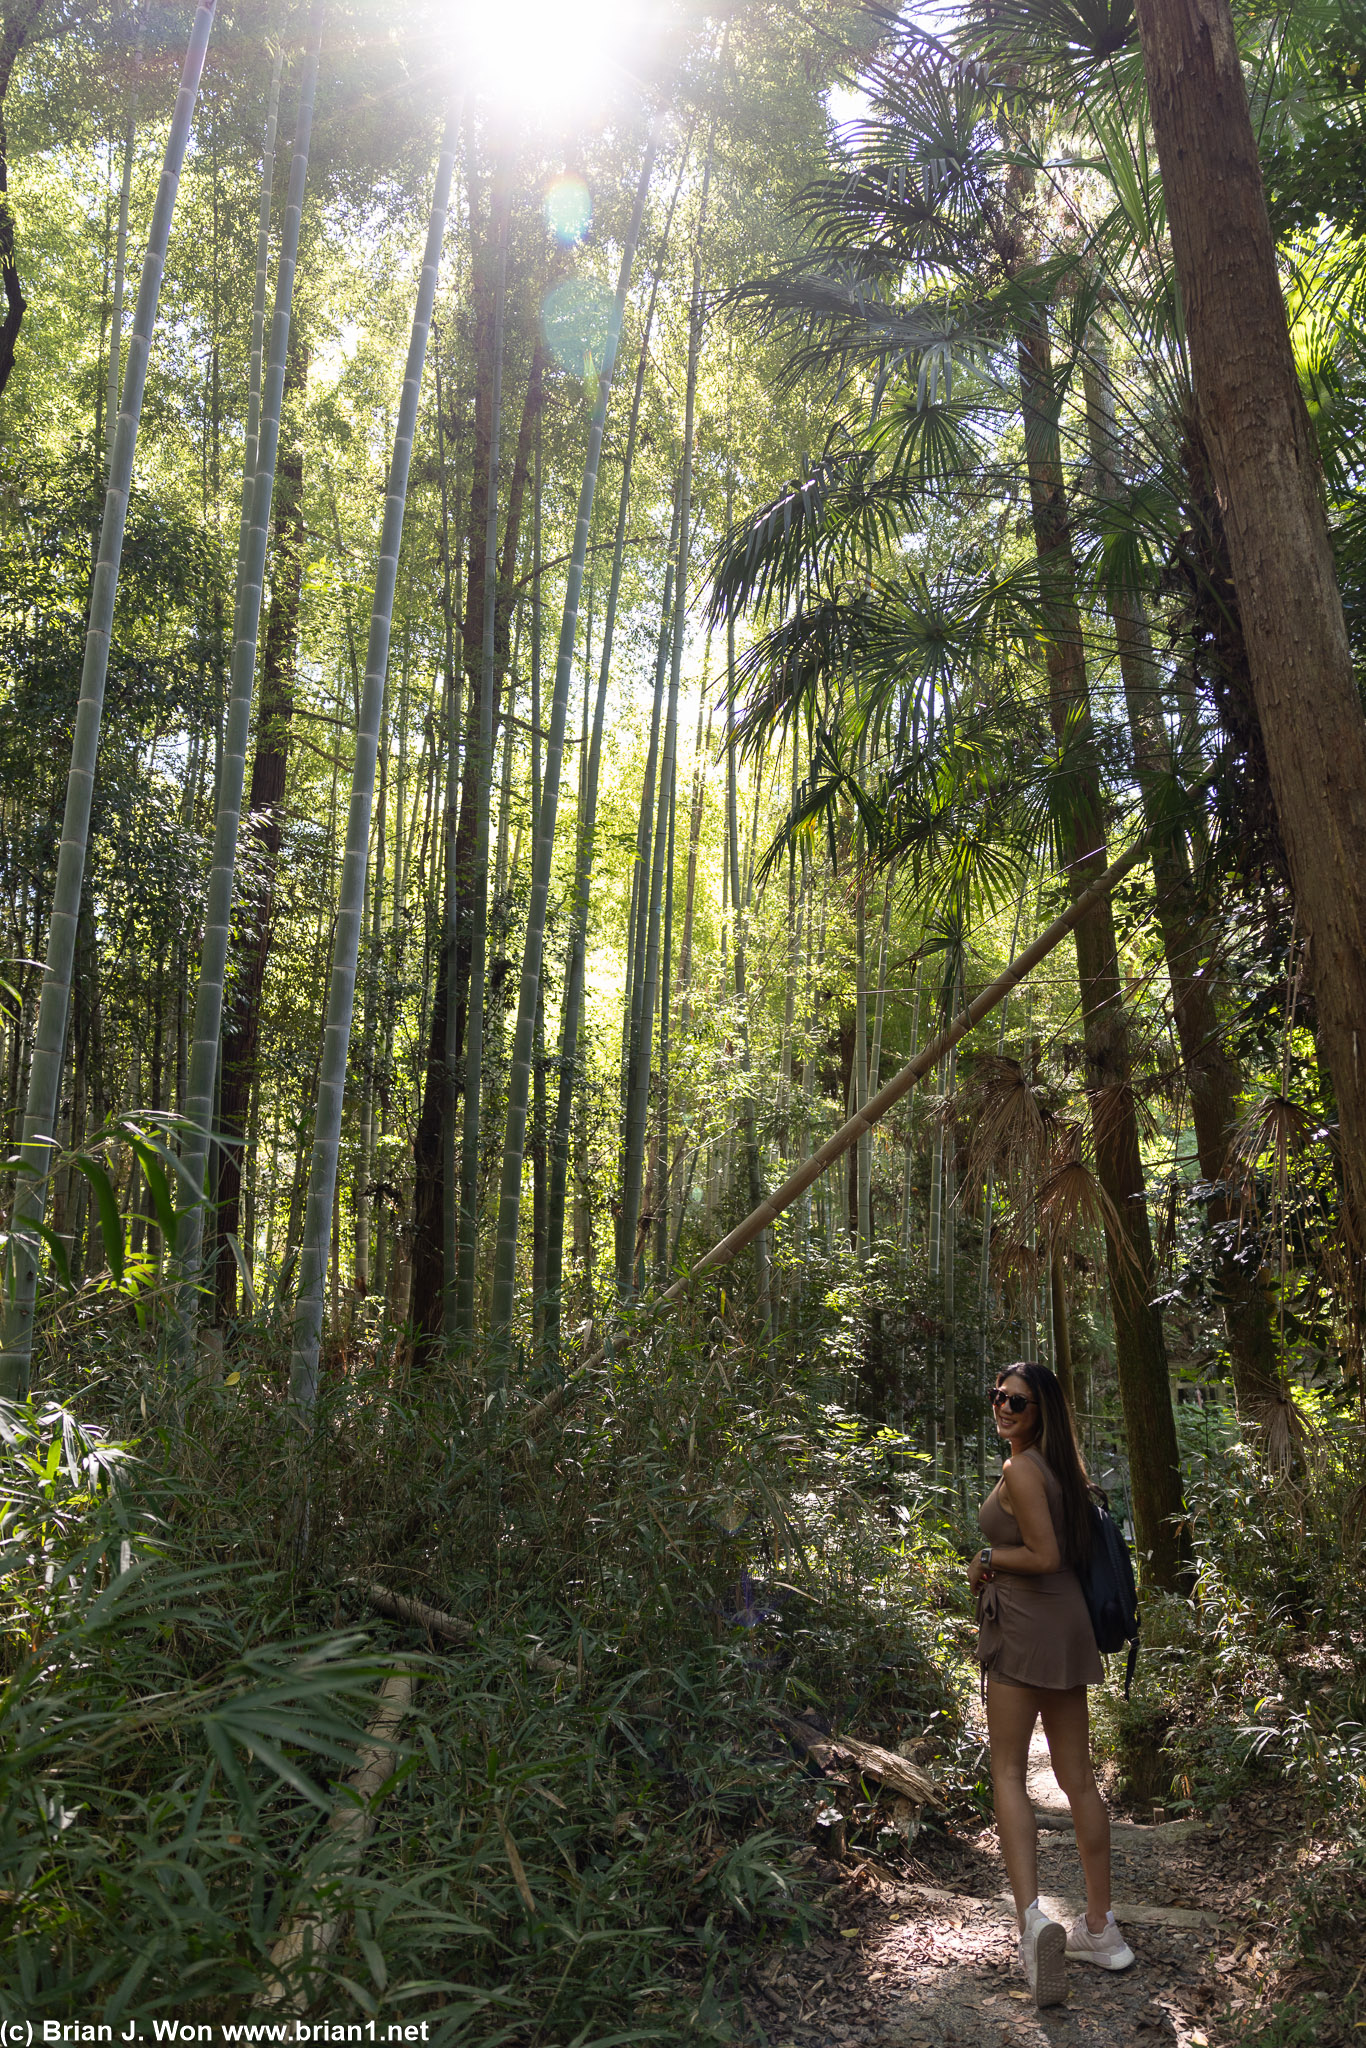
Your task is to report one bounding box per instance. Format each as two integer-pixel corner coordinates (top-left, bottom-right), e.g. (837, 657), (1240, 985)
(967, 1552), (992, 1594)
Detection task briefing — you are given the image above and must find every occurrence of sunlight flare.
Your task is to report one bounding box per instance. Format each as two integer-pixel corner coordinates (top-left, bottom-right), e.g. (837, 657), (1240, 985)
(459, 0), (643, 116)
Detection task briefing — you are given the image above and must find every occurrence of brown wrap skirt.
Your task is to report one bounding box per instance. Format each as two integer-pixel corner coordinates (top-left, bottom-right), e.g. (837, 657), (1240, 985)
(976, 1452), (1103, 1692)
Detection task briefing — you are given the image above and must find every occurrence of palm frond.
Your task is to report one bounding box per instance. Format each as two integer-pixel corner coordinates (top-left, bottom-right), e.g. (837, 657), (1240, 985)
(1036, 1120), (1137, 1272)
(960, 1054), (1055, 1192)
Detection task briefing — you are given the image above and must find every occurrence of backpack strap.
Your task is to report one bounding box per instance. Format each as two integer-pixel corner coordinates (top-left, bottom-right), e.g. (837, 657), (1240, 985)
(1123, 1637), (1139, 1701)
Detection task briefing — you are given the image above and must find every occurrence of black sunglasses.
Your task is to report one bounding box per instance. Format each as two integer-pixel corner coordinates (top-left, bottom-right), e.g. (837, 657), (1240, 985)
(991, 1389), (1036, 1414)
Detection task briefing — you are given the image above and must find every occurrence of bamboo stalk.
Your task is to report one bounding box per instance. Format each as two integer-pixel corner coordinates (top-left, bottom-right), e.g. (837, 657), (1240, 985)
(519, 823), (1156, 1434)
(289, 113), (458, 1415)
(0, 0), (219, 1396)
(455, 165), (510, 1336)
(177, 13), (321, 1352)
(261, 1671), (415, 2012)
(489, 128), (658, 1340)
(363, 1583), (570, 1676)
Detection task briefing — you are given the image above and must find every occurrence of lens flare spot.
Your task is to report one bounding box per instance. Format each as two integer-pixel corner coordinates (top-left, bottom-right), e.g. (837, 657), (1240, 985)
(546, 174), (592, 245)
(542, 277), (614, 381)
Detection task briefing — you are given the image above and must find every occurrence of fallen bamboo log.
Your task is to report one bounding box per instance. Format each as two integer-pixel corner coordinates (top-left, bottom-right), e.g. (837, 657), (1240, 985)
(364, 1581), (572, 1678)
(260, 1670), (415, 2011)
(770, 1707), (944, 1809)
(521, 823), (1157, 1435)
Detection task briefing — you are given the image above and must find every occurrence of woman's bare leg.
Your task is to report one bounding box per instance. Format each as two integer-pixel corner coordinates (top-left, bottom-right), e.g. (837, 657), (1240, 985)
(1039, 1687), (1112, 1930)
(986, 1677), (1044, 1924)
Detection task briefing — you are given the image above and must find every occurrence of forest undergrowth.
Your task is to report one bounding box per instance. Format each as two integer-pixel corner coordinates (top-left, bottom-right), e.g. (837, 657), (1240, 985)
(3, 1302), (1364, 2045)
(1093, 1417), (1366, 2045)
(0, 1298), (974, 2040)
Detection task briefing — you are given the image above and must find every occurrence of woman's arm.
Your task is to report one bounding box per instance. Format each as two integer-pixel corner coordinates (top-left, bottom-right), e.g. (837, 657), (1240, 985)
(968, 1457), (1061, 1587)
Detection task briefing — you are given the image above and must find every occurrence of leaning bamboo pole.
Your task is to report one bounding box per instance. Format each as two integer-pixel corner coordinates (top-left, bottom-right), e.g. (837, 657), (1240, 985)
(519, 821), (1158, 1435)
(0, 0), (218, 1398)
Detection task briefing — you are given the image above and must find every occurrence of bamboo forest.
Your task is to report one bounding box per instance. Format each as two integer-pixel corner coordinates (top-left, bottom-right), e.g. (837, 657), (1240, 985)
(5, 0), (1366, 2037)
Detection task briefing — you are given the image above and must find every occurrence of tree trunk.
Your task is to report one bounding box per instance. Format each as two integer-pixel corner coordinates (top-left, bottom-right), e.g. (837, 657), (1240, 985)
(213, 326), (309, 1322)
(544, 192), (680, 1348)
(726, 607), (771, 1331)
(1017, 314), (1188, 1592)
(1082, 340), (1282, 1416)
(453, 162), (510, 1339)
(616, 509), (679, 1294)
(0, 1), (47, 405)
(289, 114), (457, 1416)
(677, 648), (713, 1034)
(178, 12), (320, 1347)
(408, 200), (542, 1343)
(1132, 0), (1366, 1244)
(104, 40), (138, 470)
(433, 350), (464, 1343)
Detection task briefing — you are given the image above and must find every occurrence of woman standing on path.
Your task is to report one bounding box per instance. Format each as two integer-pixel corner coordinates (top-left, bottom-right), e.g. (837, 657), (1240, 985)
(967, 1361), (1136, 2007)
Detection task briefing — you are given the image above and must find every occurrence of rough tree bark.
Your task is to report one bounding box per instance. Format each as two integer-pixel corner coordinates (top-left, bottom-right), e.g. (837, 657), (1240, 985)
(0, 1), (46, 405)
(1018, 314), (1188, 1592)
(1083, 344), (1282, 1416)
(1132, 0), (1366, 1242)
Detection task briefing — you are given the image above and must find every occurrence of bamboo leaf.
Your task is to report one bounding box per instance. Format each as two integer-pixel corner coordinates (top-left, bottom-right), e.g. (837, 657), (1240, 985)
(74, 1156), (125, 1283)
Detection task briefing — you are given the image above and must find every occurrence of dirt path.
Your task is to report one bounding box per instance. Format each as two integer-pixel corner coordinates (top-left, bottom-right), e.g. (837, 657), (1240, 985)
(742, 1729), (1257, 2048)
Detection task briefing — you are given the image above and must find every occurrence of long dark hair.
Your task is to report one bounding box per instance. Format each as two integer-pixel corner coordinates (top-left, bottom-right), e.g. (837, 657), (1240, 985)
(995, 1361), (1093, 1570)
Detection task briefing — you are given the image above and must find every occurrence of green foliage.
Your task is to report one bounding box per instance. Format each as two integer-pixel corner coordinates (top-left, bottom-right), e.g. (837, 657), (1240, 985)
(0, 1305), (971, 2035)
(1089, 1407), (1366, 2041)
(0, 1395), (407, 2017)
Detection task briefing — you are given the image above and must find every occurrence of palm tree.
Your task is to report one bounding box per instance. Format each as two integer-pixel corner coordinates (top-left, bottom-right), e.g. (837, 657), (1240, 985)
(711, 37), (1191, 1584)
(0, 0), (218, 1399)
(177, 7), (322, 1353)
(1079, 336), (1283, 1417)
(289, 110), (459, 1417)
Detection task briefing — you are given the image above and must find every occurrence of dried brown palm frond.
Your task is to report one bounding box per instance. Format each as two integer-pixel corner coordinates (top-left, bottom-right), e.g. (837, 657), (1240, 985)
(1086, 1077), (1159, 1153)
(1036, 1121), (1139, 1275)
(1243, 1388), (1313, 1476)
(1343, 1473), (1366, 1552)
(1230, 1092), (1319, 1197)
(959, 1054), (1055, 1192)
(992, 1231), (1045, 1291)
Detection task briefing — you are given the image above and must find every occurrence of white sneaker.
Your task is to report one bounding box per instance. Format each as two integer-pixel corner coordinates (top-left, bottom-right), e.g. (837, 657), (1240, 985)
(1020, 1903), (1068, 2007)
(1066, 1911), (1136, 1970)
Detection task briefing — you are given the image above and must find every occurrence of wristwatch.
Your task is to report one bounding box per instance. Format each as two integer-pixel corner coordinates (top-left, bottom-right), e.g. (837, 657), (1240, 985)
(978, 1547), (992, 1570)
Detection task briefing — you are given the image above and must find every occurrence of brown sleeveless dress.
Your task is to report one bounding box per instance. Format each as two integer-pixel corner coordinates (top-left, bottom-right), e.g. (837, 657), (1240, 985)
(976, 1446), (1102, 1691)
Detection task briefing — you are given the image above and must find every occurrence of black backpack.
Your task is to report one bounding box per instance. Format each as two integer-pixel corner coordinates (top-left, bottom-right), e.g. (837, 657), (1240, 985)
(1079, 1492), (1140, 1697)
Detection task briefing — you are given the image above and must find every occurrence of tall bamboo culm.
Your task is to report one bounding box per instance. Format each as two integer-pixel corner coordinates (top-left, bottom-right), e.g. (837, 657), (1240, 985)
(177, 15), (319, 1349)
(488, 128), (658, 1340)
(455, 168), (510, 1338)
(289, 113), (459, 1417)
(0, 0), (218, 1398)
(543, 134), (688, 1346)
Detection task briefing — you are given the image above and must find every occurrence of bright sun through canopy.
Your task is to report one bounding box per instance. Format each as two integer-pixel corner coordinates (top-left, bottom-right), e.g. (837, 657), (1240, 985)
(460, 0), (642, 116)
